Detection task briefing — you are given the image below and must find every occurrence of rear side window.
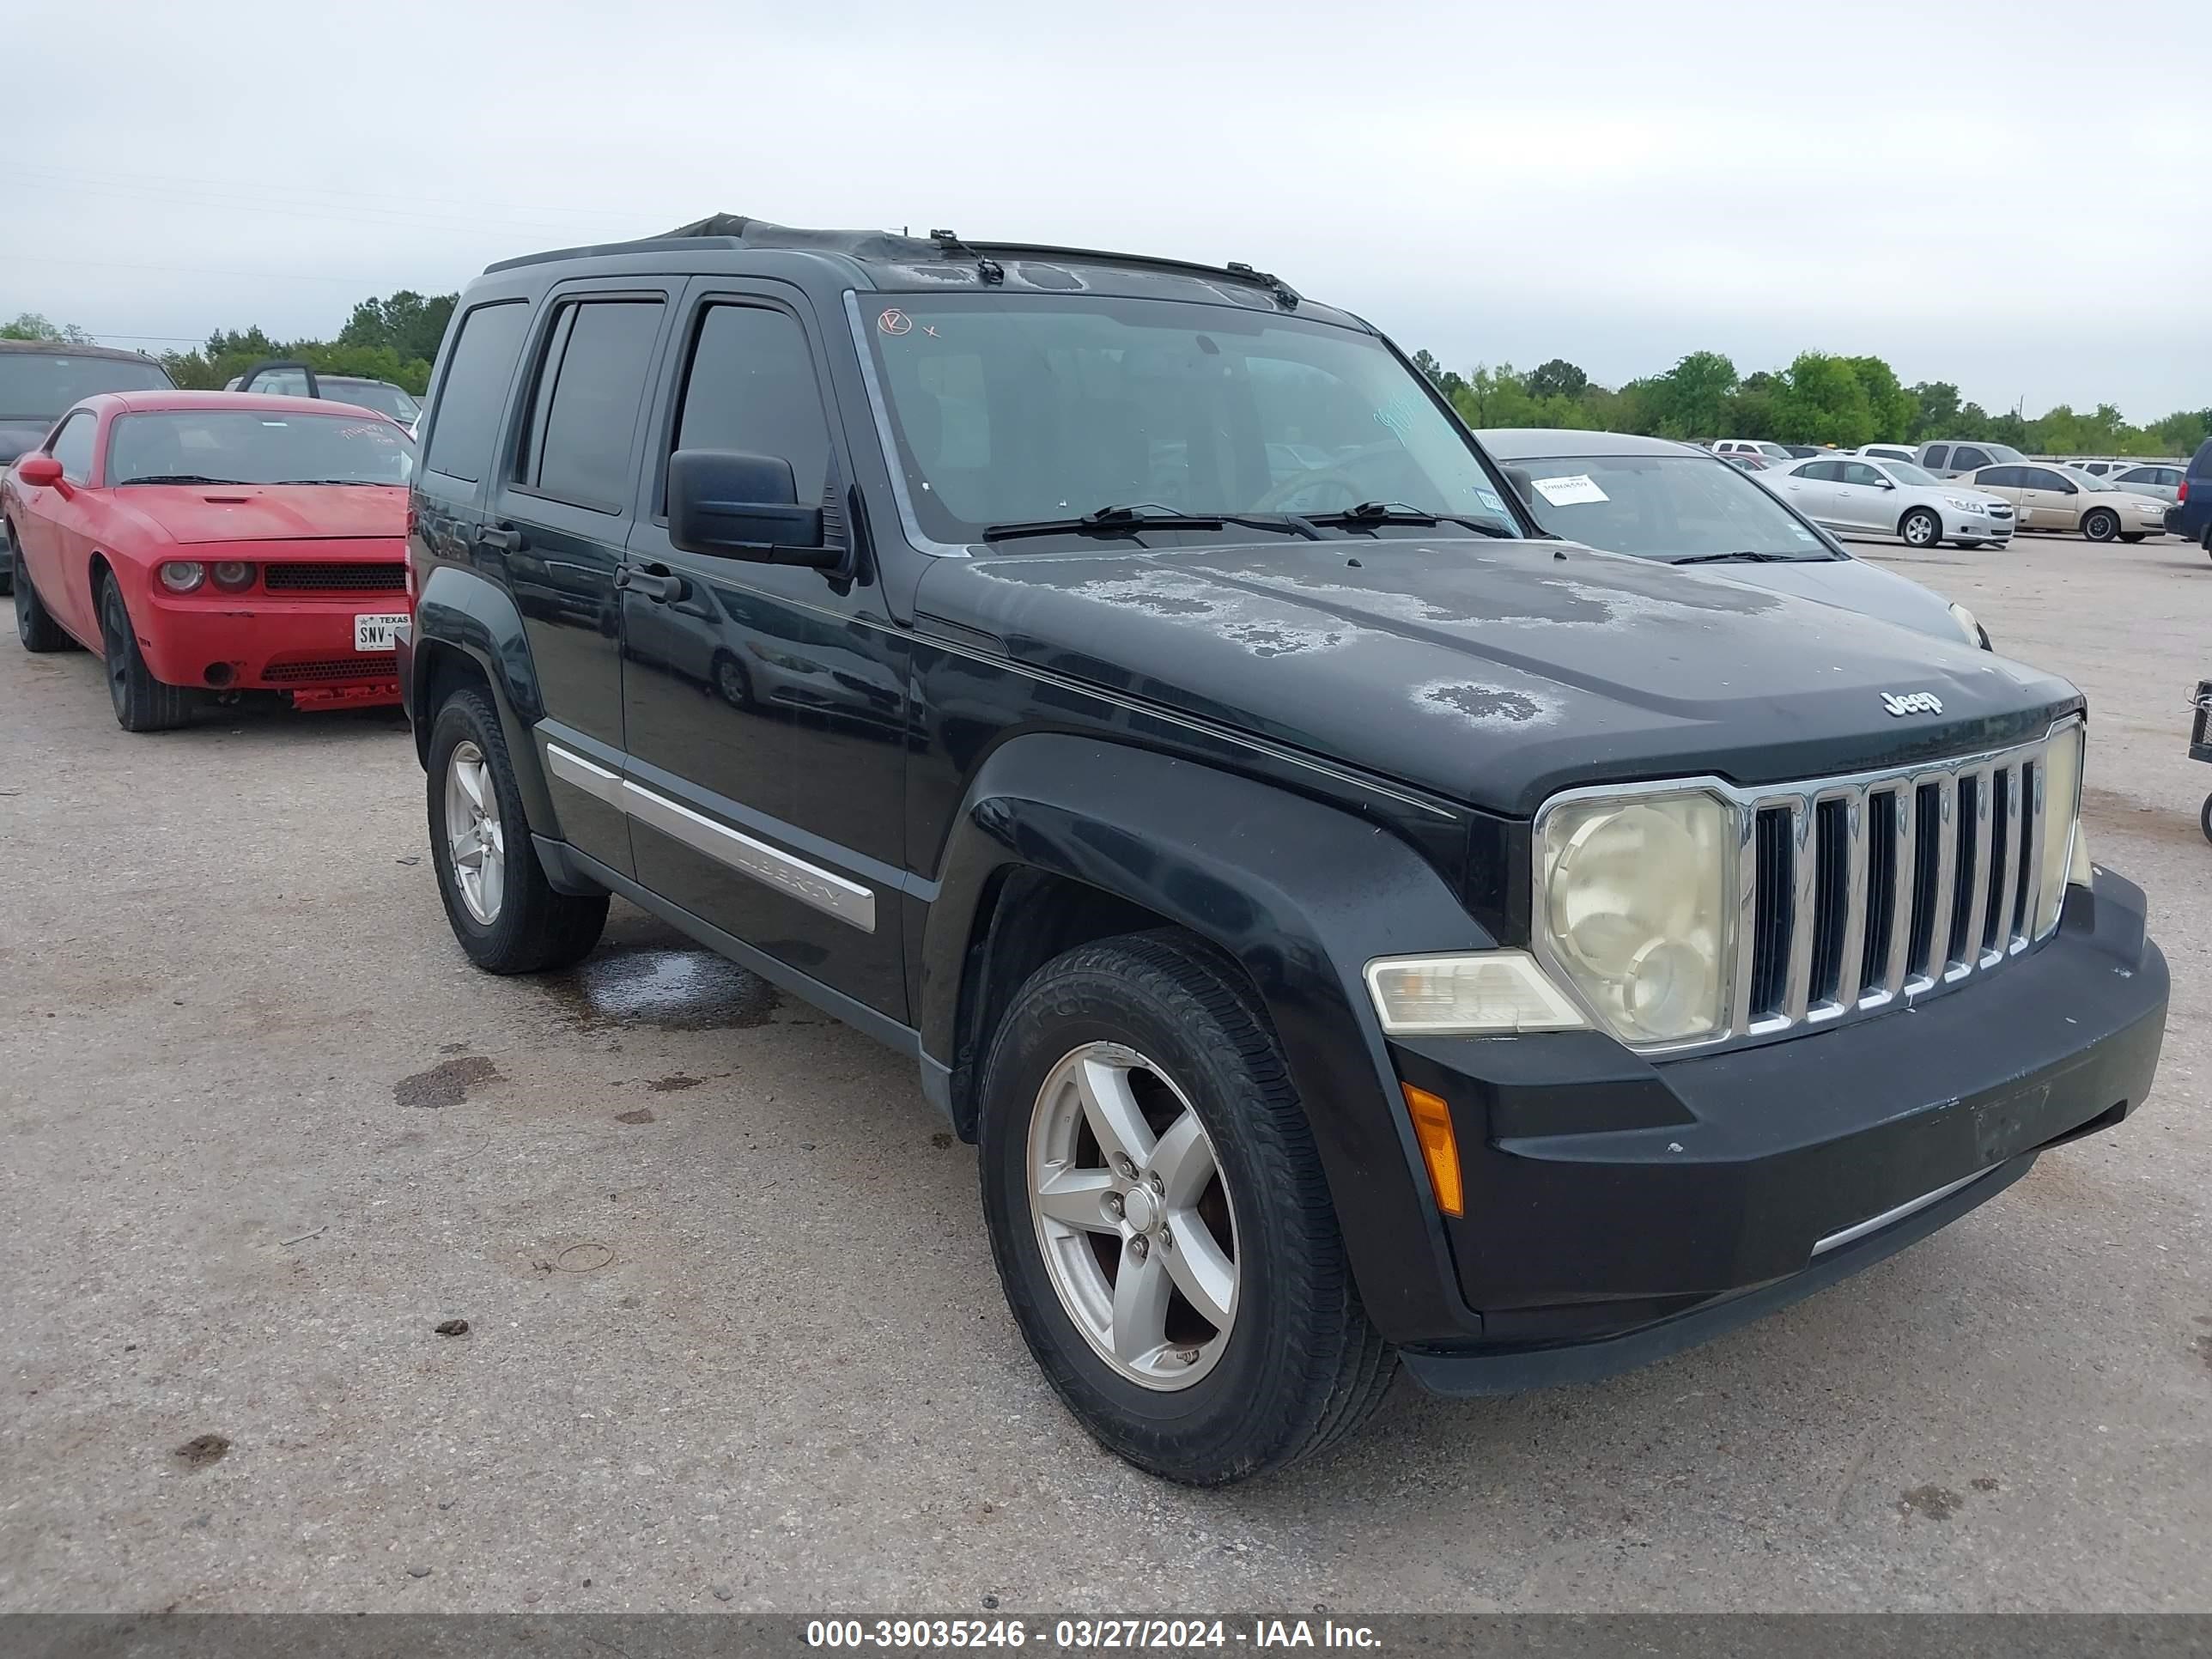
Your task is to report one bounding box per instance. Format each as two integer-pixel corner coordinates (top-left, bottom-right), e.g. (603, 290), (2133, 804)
(50, 410), (96, 482)
(424, 301), (531, 483)
(522, 299), (665, 512)
(1921, 445), (1948, 469)
(1978, 465), (2024, 489)
(672, 304), (830, 507)
(1800, 459), (1844, 482)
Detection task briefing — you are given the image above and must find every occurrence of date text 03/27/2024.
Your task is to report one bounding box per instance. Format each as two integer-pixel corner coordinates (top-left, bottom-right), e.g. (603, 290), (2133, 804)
(805, 1619), (1382, 1650)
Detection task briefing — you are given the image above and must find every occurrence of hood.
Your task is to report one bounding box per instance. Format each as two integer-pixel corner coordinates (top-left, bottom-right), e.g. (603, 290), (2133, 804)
(915, 538), (2079, 817)
(1704, 556), (1965, 645)
(113, 483), (405, 545)
(0, 420), (49, 465)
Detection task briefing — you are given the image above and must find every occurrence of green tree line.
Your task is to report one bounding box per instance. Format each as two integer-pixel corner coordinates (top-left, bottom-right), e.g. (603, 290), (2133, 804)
(11, 302), (2206, 458)
(4, 292), (456, 397)
(1413, 348), (2210, 459)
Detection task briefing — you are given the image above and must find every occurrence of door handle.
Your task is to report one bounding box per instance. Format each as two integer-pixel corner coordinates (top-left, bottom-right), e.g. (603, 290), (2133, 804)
(615, 563), (685, 604)
(477, 524), (522, 553)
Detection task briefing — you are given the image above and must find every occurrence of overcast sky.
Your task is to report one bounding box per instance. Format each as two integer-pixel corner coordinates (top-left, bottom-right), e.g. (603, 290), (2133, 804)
(9, 0), (2206, 420)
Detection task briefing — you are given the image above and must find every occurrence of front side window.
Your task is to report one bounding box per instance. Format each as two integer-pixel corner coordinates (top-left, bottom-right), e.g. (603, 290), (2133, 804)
(1839, 462), (1887, 488)
(861, 294), (1522, 543)
(1799, 459), (1844, 482)
(522, 299), (665, 512)
(672, 304), (830, 507)
(107, 410), (415, 486)
(2023, 467), (2075, 494)
(424, 301), (531, 483)
(1953, 447), (1991, 471)
(1503, 451), (1835, 562)
(0, 353), (170, 422)
(49, 411), (96, 482)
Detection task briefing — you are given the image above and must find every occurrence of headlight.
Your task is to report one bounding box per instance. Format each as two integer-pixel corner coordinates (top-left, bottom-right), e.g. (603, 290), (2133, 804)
(1947, 601), (1982, 646)
(159, 561), (205, 592)
(1363, 952), (1587, 1036)
(1945, 495), (1984, 513)
(1536, 790), (1733, 1044)
(210, 560), (254, 591)
(2034, 721), (2087, 939)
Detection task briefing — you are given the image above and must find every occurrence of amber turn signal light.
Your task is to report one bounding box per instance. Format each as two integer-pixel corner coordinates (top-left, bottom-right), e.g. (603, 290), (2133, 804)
(1400, 1083), (1464, 1218)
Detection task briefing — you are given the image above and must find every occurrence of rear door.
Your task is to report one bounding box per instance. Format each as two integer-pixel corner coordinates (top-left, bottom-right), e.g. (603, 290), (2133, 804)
(1778, 458), (1842, 520)
(617, 281), (910, 1018)
(489, 281), (675, 878)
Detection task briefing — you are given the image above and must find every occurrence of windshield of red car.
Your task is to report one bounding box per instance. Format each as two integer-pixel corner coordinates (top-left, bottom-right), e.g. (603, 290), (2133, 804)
(0, 354), (173, 421)
(107, 410), (415, 486)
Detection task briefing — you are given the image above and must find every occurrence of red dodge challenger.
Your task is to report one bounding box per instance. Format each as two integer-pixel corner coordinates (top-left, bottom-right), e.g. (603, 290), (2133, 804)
(5, 391), (415, 730)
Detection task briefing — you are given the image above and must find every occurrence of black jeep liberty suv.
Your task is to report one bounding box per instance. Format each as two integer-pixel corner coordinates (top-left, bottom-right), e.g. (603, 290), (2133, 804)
(399, 216), (2166, 1485)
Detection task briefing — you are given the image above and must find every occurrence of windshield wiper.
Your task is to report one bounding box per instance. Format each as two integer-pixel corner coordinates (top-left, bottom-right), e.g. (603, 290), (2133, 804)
(981, 502), (1322, 544)
(120, 474), (247, 486)
(271, 478), (386, 486)
(1668, 550), (1821, 565)
(1302, 501), (1515, 538)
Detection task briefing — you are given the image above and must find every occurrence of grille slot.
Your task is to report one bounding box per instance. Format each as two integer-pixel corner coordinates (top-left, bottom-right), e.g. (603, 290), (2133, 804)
(264, 654), (398, 684)
(1702, 727), (2069, 1049)
(264, 562), (405, 592)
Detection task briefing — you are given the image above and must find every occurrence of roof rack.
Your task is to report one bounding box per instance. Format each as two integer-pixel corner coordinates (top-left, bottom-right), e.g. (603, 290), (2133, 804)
(488, 215), (1301, 307)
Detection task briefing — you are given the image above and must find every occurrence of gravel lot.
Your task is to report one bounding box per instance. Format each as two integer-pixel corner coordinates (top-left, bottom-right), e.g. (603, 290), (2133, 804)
(2, 529), (2208, 1614)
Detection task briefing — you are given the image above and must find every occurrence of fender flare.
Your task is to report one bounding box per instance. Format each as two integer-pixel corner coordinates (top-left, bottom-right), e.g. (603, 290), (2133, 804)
(921, 732), (1497, 1341)
(408, 562), (557, 830)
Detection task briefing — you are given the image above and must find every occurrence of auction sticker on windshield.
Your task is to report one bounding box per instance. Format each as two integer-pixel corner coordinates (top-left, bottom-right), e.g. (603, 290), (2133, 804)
(355, 612), (409, 651)
(1532, 474), (1608, 506)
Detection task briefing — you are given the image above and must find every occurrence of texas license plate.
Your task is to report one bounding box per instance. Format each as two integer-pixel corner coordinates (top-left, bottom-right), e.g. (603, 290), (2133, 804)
(354, 612), (408, 651)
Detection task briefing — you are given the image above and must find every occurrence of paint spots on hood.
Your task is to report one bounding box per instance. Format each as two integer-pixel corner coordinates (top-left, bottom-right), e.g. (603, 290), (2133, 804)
(1413, 680), (1561, 727)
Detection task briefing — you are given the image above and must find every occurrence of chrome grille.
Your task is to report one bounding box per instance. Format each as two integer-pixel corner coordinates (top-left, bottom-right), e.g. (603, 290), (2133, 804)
(1732, 729), (2067, 1042)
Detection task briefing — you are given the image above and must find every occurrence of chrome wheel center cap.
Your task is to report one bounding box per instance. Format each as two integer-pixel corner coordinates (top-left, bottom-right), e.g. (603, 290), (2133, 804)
(1121, 1184), (1159, 1234)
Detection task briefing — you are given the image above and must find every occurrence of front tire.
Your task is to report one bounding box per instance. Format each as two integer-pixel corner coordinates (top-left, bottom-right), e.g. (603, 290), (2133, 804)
(2119, 532), (2147, 544)
(100, 580), (194, 731)
(426, 687), (608, 973)
(1899, 507), (1941, 549)
(978, 933), (1396, 1485)
(2082, 508), (2120, 543)
(14, 542), (73, 653)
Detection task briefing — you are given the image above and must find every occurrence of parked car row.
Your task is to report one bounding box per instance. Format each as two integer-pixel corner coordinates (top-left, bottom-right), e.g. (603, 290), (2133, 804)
(5, 220), (2173, 1487)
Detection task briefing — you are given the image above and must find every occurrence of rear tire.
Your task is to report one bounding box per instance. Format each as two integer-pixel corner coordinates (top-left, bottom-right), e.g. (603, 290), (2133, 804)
(1899, 508), (1941, 548)
(14, 542), (72, 653)
(2082, 508), (2119, 543)
(2202, 793), (2212, 847)
(99, 580), (194, 732)
(977, 932), (1397, 1485)
(426, 686), (608, 974)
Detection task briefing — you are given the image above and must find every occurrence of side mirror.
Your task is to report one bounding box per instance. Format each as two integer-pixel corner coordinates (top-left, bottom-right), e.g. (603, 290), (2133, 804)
(16, 453), (65, 489)
(667, 449), (838, 568)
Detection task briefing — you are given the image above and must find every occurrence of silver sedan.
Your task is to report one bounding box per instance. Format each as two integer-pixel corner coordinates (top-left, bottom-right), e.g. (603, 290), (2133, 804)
(1758, 454), (2014, 549)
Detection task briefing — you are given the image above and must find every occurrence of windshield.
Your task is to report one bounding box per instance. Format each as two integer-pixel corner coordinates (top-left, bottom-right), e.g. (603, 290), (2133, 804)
(1881, 460), (1940, 486)
(1501, 451), (1836, 561)
(0, 352), (172, 421)
(860, 294), (1523, 544)
(1984, 442), (2027, 463)
(108, 410), (415, 486)
(321, 380), (420, 422)
(2067, 470), (2119, 491)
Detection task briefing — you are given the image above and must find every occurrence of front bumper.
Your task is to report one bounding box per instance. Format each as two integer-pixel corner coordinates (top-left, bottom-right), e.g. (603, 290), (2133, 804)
(1945, 509), (2012, 542)
(140, 589), (408, 702)
(1384, 867), (2166, 1389)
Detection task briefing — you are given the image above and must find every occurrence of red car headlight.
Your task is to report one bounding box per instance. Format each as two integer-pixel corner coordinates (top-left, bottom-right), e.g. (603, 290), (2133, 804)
(210, 561), (255, 591)
(159, 561), (206, 592)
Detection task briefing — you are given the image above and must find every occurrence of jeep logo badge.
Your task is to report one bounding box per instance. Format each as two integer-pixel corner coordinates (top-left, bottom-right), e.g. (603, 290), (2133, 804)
(1881, 691), (1944, 717)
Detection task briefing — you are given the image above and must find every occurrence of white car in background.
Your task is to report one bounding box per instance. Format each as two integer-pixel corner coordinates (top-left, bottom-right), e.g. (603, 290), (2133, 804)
(1759, 454), (2014, 549)
(1856, 443), (1918, 465)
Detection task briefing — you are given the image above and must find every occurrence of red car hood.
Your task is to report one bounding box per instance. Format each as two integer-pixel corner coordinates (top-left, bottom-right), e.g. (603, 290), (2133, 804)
(119, 483), (405, 545)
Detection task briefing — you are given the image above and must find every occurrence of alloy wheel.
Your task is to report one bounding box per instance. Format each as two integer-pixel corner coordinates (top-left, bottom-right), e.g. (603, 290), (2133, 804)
(443, 740), (507, 924)
(1026, 1041), (1239, 1389)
